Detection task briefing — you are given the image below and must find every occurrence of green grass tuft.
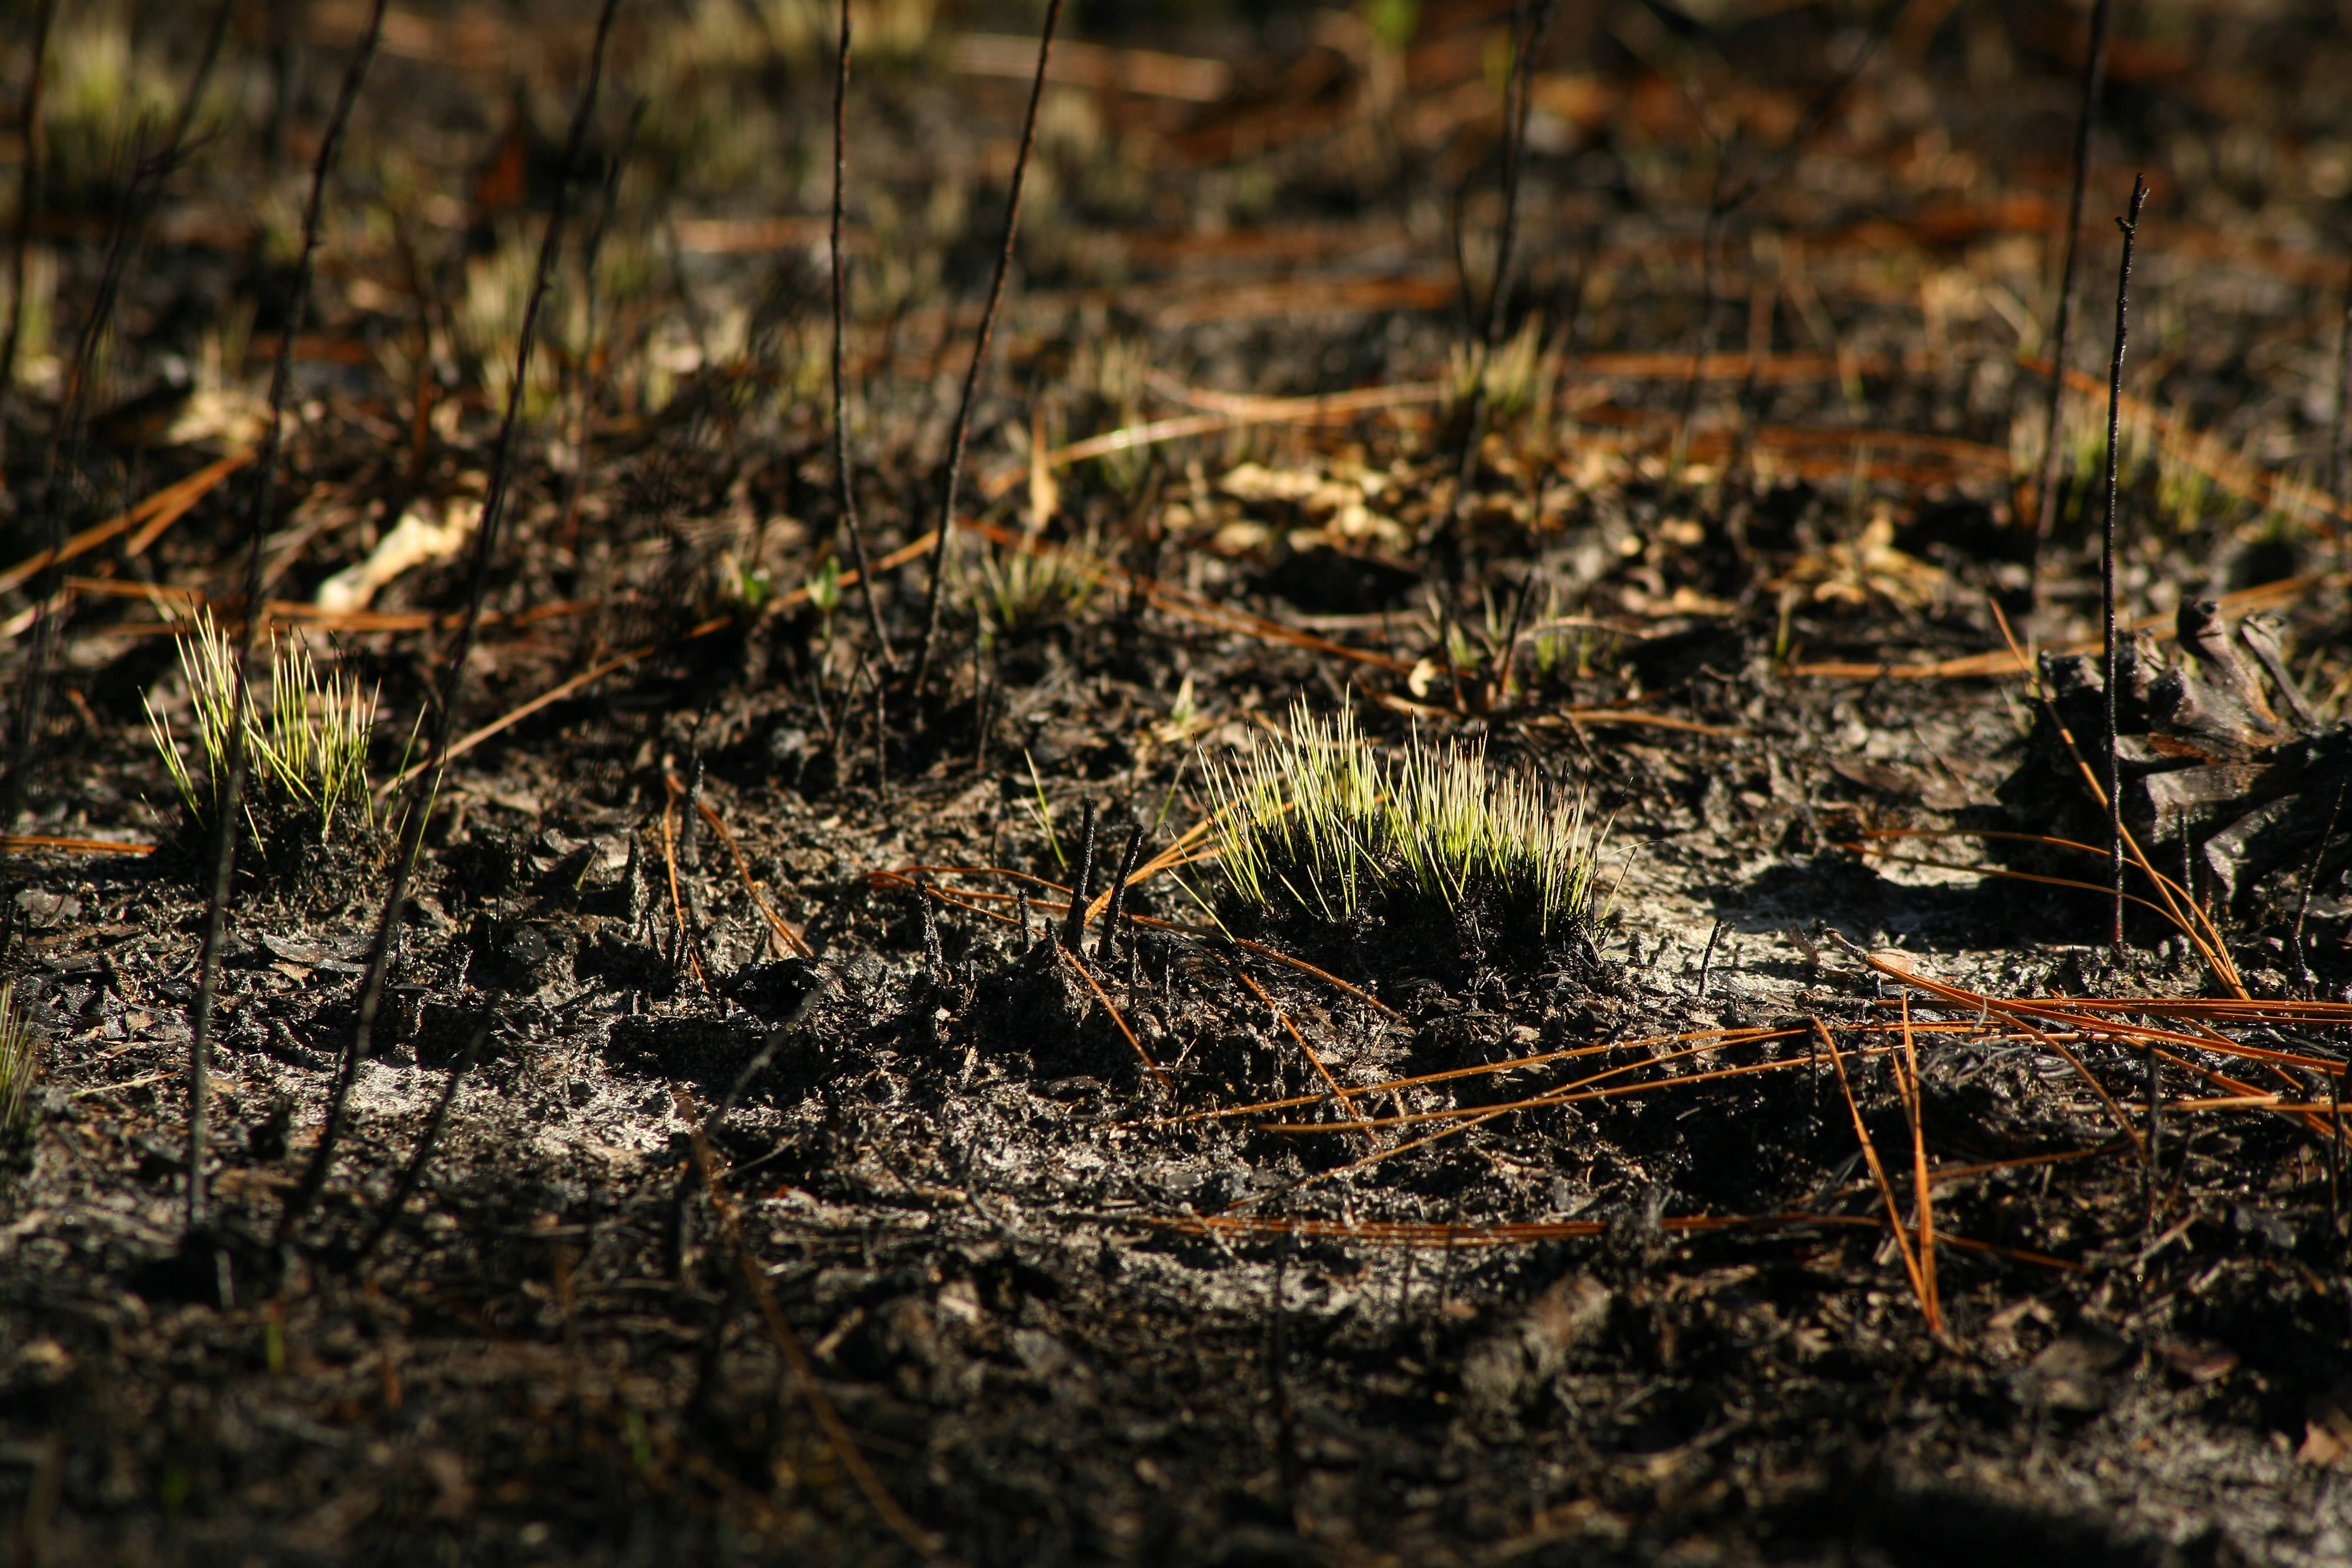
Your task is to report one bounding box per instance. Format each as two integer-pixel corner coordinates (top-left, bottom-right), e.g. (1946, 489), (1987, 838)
(977, 535), (1097, 638)
(1204, 700), (1605, 950)
(143, 609), (378, 847)
(0, 979), (36, 1143)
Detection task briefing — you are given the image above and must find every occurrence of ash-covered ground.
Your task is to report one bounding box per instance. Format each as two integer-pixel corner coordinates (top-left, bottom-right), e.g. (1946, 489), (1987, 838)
(7, 2), (2352, 1563)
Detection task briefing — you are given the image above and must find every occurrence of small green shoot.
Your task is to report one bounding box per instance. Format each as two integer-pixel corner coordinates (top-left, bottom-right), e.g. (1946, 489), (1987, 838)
(0, 979), (38, 1142)
(1025, 747), (1065, 871)
(143, 609), (378, 847)
(806, 554), (843, 616)
(1204, 700), (1604, 946)
(977, 533), (1095, 637)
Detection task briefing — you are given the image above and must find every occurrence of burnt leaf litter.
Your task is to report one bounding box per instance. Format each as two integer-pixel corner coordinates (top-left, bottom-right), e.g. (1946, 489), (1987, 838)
(6, 2), (2352, 1563)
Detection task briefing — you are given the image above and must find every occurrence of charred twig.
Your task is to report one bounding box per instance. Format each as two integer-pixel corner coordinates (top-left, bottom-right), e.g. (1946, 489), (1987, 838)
(660, 774), (712, 992)
(2031, 0), (2115, 569)
(916, 871), (947, 978)
(1448, 0), (1562, 536)
(1666, 2), (1899, 465)
(1096, 826), (1144, 964)
(0, 0), (55, 396)
(1696, 918), (1728, 1000)
(1063, 798), (1098, 951)
(2334, 284), (2352, 572)
(277, 0), (624, 1247)
(830, 0), (891, 663)
(911, 0), (1064, 696)
(559, 98), (640, 551)
(2239, 613), (2320, 732)
(1811, 1019), (1930, 1322)
(870, 658), (889, 795)
(1, 0), (233, 834)
(186, 0), (389, 1236)
(2099, 175), (2150, 950)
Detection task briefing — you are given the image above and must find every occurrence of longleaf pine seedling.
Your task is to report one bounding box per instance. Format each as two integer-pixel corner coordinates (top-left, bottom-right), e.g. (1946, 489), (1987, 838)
(0, 978), (36, 1143)
(976, 534), (1096, 638)
(1205, 701), (1605, 966)
(143, 609), (377, 851)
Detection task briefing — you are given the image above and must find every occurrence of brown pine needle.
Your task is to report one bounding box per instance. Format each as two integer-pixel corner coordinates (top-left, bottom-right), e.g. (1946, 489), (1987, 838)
(1229, 965), (1374, 1142)
(1812, 1020), (1930, 1320)
(658, 781), (709, 995)
(1063, 944), (1172, 1095)
(0, 447), (252, 597)
(677, 784), (814, 960)
(1898, 994), (1941, 1333)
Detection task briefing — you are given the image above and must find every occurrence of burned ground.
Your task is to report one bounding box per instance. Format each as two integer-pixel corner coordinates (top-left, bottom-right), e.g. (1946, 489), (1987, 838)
(6, 2), (2352, 1564)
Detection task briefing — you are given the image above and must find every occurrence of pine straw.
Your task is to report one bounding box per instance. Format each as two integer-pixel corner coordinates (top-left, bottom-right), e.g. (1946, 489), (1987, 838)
(874, 852), (2350, 1332)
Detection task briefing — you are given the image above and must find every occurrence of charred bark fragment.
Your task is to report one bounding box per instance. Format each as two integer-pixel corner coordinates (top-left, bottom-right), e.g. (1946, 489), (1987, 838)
(1996, 598), (2348, 913)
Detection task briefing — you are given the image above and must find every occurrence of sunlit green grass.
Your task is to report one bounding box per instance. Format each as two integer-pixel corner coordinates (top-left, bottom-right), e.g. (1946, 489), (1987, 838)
(1205, 700), (1605, 945)
(143, 610), (378, 847)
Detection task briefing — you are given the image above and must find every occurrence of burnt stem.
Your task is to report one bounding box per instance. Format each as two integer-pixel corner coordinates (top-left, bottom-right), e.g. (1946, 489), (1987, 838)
(2100, 173), (2150, 951)
(2031, 0), (2115, 583)
(2332, 282), (2352, 573)
(1448, 0), (1562, 539)
(1063, 798), (1098, 952)
(1663, 9), (1893, 476)
(1098, 827), (1145, 964)
(186, 0), (389, 1237)
(0, 0), (55, 397)
(829, 0), (891, 663)
(917, 872), (946, 978)
(2291, 784), (2344, 995)
(1, 0), (232, 835)
(1696, 918), (1728, 1001)
(559, 99), (640, 551)
(278, 0), (626, 1248)
(911, 0), (1063, 697)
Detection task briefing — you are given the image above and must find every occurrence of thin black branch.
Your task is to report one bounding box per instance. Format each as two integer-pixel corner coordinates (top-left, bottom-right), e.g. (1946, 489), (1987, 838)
(0, 0), (56, 396)
(911, 0), (1063, 697)
(2332, 281), (2351, 572)
(2100, 173), (2150, 951)
(560, 98), (640, 550)
(1668, 4), (1897, 464)
(278, 0), (625, 1247)
(186, 0), (388, 1236)
(0, 0), (233, 834)
(831, 0), (891, 663)
(1098, 826), (1144, 964)
(1448, 0), (1562, 537)
(1062, 797), (1097, 952)
(2032, 0), (2114, 578)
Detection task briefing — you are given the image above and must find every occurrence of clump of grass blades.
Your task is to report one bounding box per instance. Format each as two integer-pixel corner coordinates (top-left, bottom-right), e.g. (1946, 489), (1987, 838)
(0, 979), (36, 1143)
(977, 536), (1095, 638)
(1205, 701), (1605, 951)
(142, 609), (377, 846)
